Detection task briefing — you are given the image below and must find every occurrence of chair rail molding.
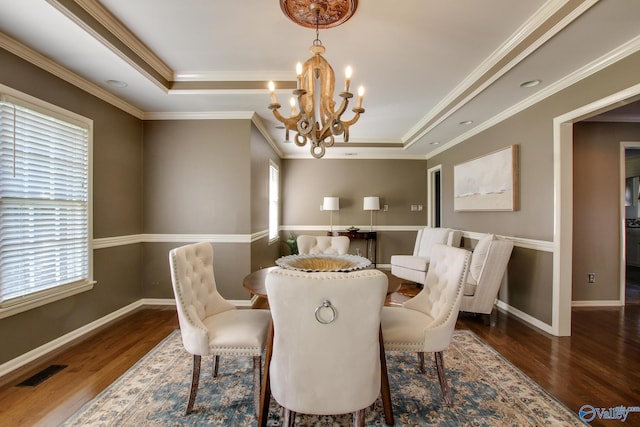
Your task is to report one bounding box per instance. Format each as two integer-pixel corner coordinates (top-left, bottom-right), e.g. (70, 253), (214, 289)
(93, 229), (553, 254)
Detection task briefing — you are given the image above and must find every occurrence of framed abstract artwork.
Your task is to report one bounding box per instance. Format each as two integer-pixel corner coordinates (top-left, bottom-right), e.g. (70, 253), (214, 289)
(454, 145), (519, 211)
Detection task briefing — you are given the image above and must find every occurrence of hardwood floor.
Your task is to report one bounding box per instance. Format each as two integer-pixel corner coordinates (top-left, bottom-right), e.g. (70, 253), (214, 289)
(0, 308), (179, 427)
(1, 278), (639, 426)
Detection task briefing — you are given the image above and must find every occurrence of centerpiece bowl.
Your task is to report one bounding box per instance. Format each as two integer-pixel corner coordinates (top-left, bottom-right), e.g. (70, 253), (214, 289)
(275, 254), (371, 272)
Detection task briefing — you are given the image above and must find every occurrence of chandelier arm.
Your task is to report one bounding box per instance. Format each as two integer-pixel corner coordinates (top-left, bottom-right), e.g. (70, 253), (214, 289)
(316, 129), (335, 147)
(341, 109), (364, 128)
(269, 105), (287, 123)
(270, 106), (303, 140)
(333, 92), (352, 120)
(316, 120), (336, 143)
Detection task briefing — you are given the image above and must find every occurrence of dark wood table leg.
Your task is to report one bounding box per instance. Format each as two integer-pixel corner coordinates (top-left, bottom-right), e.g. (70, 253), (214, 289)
(379, 327), (394, 426)
(258, 319), (274, 427)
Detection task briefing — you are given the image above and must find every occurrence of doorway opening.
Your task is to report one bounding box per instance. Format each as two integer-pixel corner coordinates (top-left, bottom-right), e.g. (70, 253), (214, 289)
(556, 84), (640, 336)
(623, 144), (640, 305)
(428, 165), (442, 227)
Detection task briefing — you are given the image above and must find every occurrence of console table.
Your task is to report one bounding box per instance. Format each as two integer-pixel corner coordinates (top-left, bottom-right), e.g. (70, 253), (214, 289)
(328, 230), (377, 266)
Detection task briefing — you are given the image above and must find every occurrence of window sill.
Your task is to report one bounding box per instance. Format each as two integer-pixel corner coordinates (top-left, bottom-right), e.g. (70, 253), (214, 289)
(0, 281), (96, 320)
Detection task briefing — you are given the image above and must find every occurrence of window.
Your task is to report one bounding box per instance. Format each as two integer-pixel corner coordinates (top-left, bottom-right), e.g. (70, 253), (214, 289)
(269, 160), (279, 242)
(0, 89), (93, 314)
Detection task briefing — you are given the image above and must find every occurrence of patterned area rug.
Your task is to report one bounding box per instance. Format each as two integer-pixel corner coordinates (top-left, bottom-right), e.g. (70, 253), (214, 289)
(62, 330), (586, 426)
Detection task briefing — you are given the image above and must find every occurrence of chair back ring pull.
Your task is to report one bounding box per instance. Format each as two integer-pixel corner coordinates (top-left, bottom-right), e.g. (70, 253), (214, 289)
(314, 300), (337, 324)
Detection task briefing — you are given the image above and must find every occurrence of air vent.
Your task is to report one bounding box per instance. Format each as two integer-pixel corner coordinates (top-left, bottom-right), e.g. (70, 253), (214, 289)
(16, 364), (67, 387)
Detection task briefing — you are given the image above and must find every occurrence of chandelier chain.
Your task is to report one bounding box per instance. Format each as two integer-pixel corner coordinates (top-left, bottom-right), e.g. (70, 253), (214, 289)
(314, 7), (322, 46)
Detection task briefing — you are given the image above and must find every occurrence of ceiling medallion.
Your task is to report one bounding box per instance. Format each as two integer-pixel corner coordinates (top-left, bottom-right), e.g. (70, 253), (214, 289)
(279, 0), (358, 29)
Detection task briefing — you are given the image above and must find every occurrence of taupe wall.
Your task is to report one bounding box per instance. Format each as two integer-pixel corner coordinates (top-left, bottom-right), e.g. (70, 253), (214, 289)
(428, 49), (640, 322)
(573, 121), (640, 301)
(143, 120), (251, 234)
(250, 123), (282, 271)
(0, 49), (144, 364)
(281, 159), (430, 263)
(142, 119), (264, 300)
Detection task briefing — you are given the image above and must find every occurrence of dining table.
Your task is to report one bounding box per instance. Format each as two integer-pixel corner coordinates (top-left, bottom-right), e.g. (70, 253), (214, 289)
(243, 255), (395, 426)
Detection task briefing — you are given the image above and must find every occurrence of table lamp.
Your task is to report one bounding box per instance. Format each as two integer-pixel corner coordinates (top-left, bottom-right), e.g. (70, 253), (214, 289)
(323, 197), (339, 232)
(363, 196), (380, 231)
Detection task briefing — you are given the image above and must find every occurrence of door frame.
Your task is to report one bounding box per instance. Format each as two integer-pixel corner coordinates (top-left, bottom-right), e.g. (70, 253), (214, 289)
(554, 82), (640, 336)
(620, 141), (640, 306)
(427, 164), (442, 227)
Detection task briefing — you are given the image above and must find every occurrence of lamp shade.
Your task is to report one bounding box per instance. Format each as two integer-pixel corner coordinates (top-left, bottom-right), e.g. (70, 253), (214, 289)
(323, 197), (339, 211)
(363, 196), (380, 211)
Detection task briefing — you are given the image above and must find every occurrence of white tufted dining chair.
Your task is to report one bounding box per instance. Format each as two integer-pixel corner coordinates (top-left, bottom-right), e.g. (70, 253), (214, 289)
(263, 268), (391, 426)
(169, 242), (271, 415)
(296, 235), (350, 255)
(382, 243), (471, 406)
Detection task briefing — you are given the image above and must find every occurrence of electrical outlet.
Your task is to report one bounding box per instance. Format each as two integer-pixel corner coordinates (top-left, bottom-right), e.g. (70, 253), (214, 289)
(383, 204), (389, 212)
(588, 273), (595, 283)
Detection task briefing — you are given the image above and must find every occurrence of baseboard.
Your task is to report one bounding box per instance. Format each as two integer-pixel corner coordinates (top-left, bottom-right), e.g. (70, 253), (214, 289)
(495, 300), (554, 335)
(0, 299), (145, 385)
(572, 299), (624, 307)
(0, 297), (251, 384)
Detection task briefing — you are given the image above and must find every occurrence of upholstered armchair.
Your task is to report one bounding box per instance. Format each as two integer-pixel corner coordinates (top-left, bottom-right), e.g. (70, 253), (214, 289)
(297, 235), (350, 255)
(390, 227), (462, 285)
(382, 244), (471, 406)
(169, 242), (271, 415)
(460, 234), (514, 326)
(263, 268), (392, 426)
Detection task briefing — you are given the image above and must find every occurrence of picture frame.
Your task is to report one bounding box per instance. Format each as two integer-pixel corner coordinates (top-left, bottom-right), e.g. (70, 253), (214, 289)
(454, 145), (519, 211)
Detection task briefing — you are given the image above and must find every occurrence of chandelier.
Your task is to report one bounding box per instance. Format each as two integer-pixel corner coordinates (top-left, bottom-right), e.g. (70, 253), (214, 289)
(268, 1), (364, 159)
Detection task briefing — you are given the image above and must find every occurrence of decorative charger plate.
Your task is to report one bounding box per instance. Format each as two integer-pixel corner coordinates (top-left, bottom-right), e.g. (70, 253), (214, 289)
(276, 254), (371, 272)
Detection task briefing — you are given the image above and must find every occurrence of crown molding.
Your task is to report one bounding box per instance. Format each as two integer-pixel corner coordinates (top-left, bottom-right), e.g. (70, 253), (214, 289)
(403, 0), (597, 149)
(50, 0), (173, 86)
(427, 34), (640, 160)
(0, 31), (144, 119)
(251, 113), (284, 157)
(143, 111), (255, 120)
(174, 71), (295, 82)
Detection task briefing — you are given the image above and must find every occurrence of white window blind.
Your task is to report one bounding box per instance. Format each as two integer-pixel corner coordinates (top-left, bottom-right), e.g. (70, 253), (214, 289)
(269, 161), (279, 242)
(0, 95), (91, 308)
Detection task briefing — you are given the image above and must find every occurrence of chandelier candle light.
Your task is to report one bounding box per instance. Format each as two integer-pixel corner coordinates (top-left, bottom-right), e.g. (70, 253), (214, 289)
(268, 1), (365, 159)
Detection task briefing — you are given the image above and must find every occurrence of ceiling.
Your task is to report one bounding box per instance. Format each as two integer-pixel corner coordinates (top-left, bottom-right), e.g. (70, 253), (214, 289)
(1, 0), (639, 159)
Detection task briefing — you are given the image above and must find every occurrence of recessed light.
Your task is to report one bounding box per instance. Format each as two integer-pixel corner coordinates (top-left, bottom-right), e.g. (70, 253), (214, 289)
(430, 141), (440, 145)
(459, 120), (474, 126)
(275, 125), (285, 129)
(520, 79), (541, 88)
(344, 152), (358, 156)
(106, 79), (128, 88)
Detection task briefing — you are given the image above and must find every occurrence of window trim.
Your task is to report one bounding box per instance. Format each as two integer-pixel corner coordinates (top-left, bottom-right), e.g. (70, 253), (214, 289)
(0, 83), (94, 319)
(268, 159), (280, 244)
